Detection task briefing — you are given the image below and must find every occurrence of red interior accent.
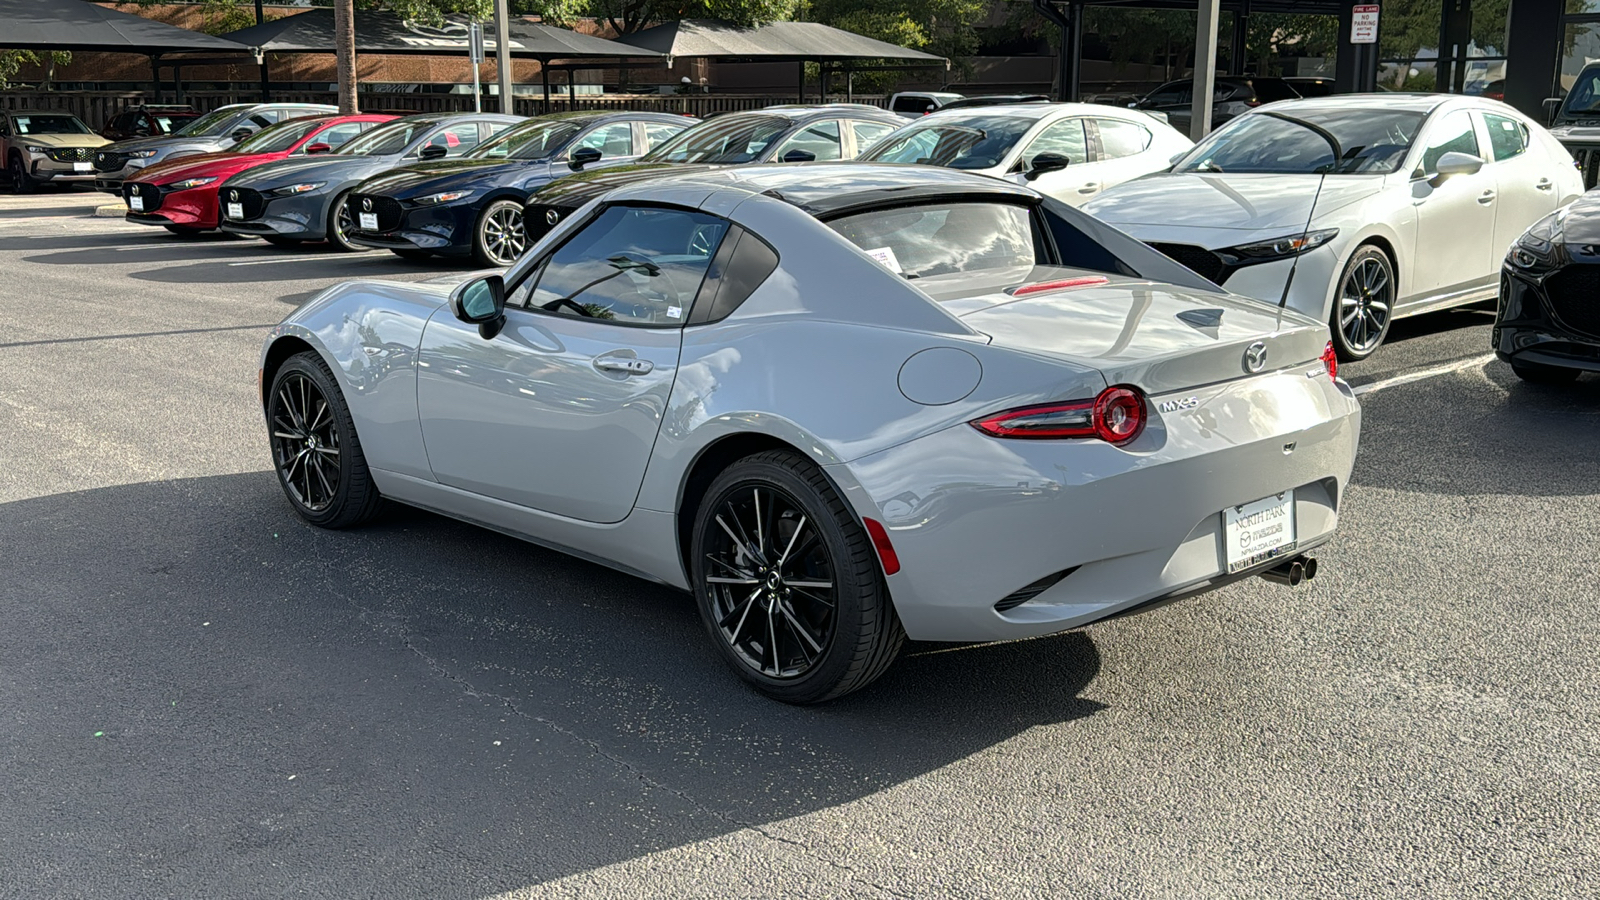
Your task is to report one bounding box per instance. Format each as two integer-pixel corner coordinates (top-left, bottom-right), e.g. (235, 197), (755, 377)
(862, 518), (901, 576)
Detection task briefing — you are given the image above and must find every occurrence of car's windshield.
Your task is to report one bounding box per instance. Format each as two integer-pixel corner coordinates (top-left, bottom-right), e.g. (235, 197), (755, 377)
(860, 116), (1037, 170)
(829, 202), (1038, 279)
(173, 106), (246, 137)
(10, 114), (91, 135)
(338, 118), (436, 156)
(471, 119), (583, 160)
(1564, 68), (1600, 115)
(1176, 108), (1424, 174)
(642, 115), (791, 164)
(235, 118), (325, 154)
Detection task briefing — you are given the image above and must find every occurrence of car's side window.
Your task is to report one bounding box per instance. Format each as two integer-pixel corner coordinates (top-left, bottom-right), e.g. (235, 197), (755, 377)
(521, 205), (731, 327)
(428, 123), (482, 156)
(1146, 84), (1190, 105)
(687, 226), (780, 325)
(0, 118), (10, 137)
(1483, 112), (1529, 162)
(1021, 118), (1087, 168)
(850, 120), (896, 155)
(573, 122), (635, 159)
(483, 120), (516, 140)
(311, 122), (365, 150)
(1094, 119), (1153, 159)
(643, 122), (685, 151)
(1417, 109), (1481, 175)
(775, 120), (842, 161)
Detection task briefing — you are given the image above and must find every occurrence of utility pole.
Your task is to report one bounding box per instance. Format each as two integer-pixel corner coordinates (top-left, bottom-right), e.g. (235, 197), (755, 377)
(1189, 0), (1220, 141)
(334, 0), (357, 114)
(495, 0), (514, 114)
(255, 0), (269, 101)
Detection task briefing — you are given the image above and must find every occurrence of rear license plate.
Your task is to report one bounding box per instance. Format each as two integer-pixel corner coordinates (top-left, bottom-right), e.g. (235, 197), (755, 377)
(128, 196), (144, 212)
(226, 202), (244, 220)
(73, 162), (91, 172)
(358, 212), (378, 231)
(1223, 490), (1296, 574)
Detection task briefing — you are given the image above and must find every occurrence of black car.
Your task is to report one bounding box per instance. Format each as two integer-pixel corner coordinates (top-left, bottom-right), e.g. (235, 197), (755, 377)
(1546, 62), (1600, 187)
(522, 105), (904, 245)
(1494, 193), (1600, 382)
(343, 111), (693, 265)
(1132, 76), (1301, 132)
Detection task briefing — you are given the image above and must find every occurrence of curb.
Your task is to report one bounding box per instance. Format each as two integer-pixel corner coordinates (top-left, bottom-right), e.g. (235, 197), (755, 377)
(93, 205), (126, 218)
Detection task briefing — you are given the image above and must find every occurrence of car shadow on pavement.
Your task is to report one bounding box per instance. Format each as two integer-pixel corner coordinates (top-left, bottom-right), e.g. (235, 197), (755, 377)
(0, 472), (1103, 898)
(1352, 359), (1600, 496)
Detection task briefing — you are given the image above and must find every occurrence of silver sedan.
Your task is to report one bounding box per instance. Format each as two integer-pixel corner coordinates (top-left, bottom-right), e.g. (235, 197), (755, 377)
(259, 164), (1361, 703)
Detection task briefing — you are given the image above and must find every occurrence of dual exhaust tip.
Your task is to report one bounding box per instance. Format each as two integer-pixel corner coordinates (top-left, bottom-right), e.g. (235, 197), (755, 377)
(1259, 555), (1318, 587)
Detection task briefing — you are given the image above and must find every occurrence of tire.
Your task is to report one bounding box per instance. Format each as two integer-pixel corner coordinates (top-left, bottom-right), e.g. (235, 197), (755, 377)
(1511, 359), (1581, 383)
(264, 236), (303, 248)
(9, 154), (35, 194)
(325, 190), (362, 252)
(266, 351), (383, 529)
(1330, 244), (1395, 362)
(472, 199), (527, 267)
(390, 248), (432, 261)
(690, 450), (905, 704)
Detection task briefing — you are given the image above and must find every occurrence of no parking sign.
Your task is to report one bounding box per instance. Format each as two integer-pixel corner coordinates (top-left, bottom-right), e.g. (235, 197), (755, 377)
(1352, 4), (1380, 43)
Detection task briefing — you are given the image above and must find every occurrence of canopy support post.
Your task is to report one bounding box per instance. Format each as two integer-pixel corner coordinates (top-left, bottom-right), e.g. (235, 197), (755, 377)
(495, 0), (514, 113)
(1229, 1), (1249, 75)
(542, 59), (551, 115)
(846, 68), (854, 102)
(568, 68), (575, 109)
(255, 0), (270, 101)
(149, 53), (162, 104)
(1190, 0), (1220, 141)
(797, 61), (804, 103)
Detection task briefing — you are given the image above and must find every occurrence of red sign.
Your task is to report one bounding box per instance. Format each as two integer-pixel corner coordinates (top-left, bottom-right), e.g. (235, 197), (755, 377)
(1352, 4), (1380, 44)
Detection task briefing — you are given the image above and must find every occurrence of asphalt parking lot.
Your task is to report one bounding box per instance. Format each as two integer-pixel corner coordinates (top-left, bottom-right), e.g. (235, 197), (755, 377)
(1, 191), (1596, 899)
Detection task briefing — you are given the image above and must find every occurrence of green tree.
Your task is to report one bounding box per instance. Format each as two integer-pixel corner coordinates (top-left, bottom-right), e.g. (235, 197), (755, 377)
(0, 51), (71, 90)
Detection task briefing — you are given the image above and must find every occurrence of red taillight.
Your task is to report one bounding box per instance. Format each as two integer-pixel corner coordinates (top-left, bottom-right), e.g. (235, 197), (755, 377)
(1320, 341), (1338, 381)
(1009, 276), (1109, 297)
(862, 517), (901, 575)
(970, 385), (1147, 445)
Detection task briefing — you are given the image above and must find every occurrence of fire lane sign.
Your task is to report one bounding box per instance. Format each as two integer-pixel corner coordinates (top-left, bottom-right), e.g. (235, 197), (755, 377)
(1352, 4), (1380, 44)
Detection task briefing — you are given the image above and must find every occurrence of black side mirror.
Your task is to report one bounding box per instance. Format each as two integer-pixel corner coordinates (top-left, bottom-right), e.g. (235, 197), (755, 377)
(780, 148), (816, 163)
(418, 144), (448, 161)
(230, 127), (254, 143)
(1026, 152), (1071, 180)
(568, 146), (603, 171)
(303, 142), (333, 155)
(451, 274), (507, 339)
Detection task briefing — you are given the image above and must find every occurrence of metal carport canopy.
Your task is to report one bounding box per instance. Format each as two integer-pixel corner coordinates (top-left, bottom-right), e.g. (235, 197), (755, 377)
(0, 0), (250, 53)
(614, 19), (946, 64)
(219, 9), (663, 60)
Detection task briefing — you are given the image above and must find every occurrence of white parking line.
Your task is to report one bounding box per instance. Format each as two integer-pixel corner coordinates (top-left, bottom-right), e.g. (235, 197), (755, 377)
(228, 255), (333, 266)
(1352, 353), (1496, 397)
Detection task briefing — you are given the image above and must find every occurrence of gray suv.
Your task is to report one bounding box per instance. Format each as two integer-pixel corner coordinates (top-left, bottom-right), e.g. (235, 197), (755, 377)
(1547, 62), (1600, 188)
(93, 102), (335, 194)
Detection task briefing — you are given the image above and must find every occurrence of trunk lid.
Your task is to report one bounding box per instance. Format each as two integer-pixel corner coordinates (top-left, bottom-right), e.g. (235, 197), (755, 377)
(926, 267), (1328, 394)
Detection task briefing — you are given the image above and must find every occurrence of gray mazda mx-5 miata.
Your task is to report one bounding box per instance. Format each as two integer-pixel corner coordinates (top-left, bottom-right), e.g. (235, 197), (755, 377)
(259, 163), (1362, 703)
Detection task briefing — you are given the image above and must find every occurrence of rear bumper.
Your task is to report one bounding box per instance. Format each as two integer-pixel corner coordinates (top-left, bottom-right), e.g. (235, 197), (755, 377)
(836, 368), (1361, 642)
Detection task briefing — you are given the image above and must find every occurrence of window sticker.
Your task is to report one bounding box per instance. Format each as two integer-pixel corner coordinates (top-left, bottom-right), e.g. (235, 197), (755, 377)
(865, 246), (903, 274)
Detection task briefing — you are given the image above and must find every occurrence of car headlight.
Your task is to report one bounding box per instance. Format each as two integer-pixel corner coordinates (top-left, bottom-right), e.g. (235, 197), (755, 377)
(1512, 210), (1566, 269)
(1221, 228), (1340, 263)
(168, 176), (218, 190)
(130, 149), (159, 159)
(269, 182), (326, 196)
(24, 145), (48, 153)
(414, 190), (474, 206)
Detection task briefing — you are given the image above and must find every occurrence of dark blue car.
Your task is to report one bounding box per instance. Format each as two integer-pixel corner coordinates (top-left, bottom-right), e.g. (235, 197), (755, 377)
(344, 110), (694, 265)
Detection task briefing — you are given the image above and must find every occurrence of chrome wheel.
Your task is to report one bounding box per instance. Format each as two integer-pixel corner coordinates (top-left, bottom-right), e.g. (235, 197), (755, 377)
(702, 484), (837, 679)
(478, 202), (526, 266)
(269, 372), (342, 512)
(1332, 246), (1395, 361)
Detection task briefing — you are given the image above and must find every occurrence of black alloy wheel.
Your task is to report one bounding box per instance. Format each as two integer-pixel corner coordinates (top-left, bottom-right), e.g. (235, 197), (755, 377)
(1511, 359), (1581, 383)
(10, 154), (35, 194)
(692, 451), (904, 704)
(1331, 245), (1395, 361)
(474, 199), (527, 267)
(266, 352), (382, 528)
(326, 190), (362, 252)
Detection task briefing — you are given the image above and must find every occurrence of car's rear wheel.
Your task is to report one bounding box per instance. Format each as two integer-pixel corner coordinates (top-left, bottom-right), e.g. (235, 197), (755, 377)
(690, 451), (904, 704)
(266, 351), (382, 529)
(264, 236), (302, 248)
(1510, 359), (1581, 383)
(390, 248), (431, 261)
(326, 190), (362, 252)
(10, 154), (36, 194)
(473, 199), (527, 267)
(1331, 244), (1395, 362)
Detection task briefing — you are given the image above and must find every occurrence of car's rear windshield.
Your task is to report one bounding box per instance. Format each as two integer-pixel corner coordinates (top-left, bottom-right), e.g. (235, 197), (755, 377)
(236, 118), (324, 154)
(1175, 108), (1424, 174)
(828, 202), (1038, 279)
(173, 106), (246, 137)
(154, 114), (198, 132)
(642, 115), (790, 164)
(471, 119), (582, 160)
(11, 114), (90, 135)
(337, 118), (436, 156)
(859, 116), (1036, 170)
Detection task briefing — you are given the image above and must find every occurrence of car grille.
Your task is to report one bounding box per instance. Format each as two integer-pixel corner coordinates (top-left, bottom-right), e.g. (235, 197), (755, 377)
(1543, 265), (1600, 339)
(1570, 147), (1600, 190)
(45, 147), (95, 163)
(1149, 242), (1231, 284)
(348, 193), (403, 232)
(123, 182), (163, 212)
(223, 187), (266, 221)
(94, 150), (131, 172)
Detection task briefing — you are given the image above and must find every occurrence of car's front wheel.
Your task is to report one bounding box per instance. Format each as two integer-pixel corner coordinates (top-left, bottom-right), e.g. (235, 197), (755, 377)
(1511, 359), (1581, 383)
(473, 199), (527, 267)
(1331, 244), (1395, 361)
(9, 154), (36, 194)
(326, 190), (362, 252)
(266, 351), (383, 528)
(690, 451), (904, 704)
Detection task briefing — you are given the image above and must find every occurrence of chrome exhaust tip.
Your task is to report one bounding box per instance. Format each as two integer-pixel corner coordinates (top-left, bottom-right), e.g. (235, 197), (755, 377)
(1260, 556), (1317, 587)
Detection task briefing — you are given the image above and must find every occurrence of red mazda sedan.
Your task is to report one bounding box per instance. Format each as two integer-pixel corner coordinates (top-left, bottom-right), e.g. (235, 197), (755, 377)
(122, 113), (395, 235)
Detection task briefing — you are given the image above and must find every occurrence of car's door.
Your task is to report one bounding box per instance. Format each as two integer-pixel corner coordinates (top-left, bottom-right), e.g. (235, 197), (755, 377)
(1011, 116), (1100, 205)
(1480, 110), (1559, 258)
(1086, 116), (1160, 191)
(1406, 108), (1496, 302)
(415, 203), (731, 523)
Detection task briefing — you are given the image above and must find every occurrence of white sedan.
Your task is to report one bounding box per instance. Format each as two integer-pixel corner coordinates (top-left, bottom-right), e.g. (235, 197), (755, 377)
(858, 103), (1193, 207)
(1084, 94), (1584, 359)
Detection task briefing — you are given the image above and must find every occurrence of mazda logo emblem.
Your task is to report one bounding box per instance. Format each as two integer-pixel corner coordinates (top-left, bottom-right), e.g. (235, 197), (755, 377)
(229, 190), (238, 201)
(1243, 341), (1268, 373)
(545, 209), (559, 225)
(362, 198), (372, 211)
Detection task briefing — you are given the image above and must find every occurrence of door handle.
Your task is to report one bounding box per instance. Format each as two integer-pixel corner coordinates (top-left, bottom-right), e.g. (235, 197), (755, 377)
(593, 354), (653, 376)
(1536, 178), (1554, 191)
(1478, 190), (1496, 204)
